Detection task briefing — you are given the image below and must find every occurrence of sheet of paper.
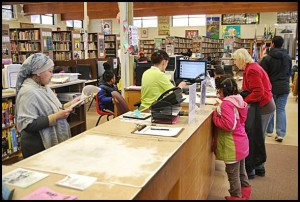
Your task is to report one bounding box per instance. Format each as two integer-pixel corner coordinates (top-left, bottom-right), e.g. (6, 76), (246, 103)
(21, 186), (77, 200)
(2, 168), (49, 188)
(134, 126), (183, 137)
(69, 94), (91, 109)
(56, 174), (97, 191)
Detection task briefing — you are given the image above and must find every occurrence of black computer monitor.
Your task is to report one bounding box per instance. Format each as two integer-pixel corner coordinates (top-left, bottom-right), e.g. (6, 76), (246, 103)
(135, 62), (152, 86)
(177, 60), (207, 82)
(76, 64), (92, 80)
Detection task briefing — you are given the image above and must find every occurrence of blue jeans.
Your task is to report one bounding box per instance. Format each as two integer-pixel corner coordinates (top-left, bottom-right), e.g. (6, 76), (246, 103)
(267, 94), (289, 137)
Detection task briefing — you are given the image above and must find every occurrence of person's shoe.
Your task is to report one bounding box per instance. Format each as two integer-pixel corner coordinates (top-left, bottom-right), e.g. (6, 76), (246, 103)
(275, 136), (283, 142)
(225, 196), (246, 200)
(241, 185), (252, 200)
(255, 168), (265, 177)
(266, 133), (273, 137)
(247, 170), (255, 179)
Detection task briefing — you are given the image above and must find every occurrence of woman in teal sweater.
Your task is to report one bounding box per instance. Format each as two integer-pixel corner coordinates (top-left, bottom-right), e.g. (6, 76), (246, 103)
(140, 50), (186, 111)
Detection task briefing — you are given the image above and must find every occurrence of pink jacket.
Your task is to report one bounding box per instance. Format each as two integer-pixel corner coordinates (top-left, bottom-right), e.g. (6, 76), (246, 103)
(213, 94), (249, 162)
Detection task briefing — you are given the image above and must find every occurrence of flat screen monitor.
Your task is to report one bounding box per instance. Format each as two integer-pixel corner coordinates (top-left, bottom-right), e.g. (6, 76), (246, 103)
(76, 64), (92, 80)
(177, 60), (207, 81)
(135, 62), (152, 86)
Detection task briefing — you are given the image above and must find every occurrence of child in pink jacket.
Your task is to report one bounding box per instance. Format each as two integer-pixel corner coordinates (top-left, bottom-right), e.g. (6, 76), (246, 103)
(212, 75), (251, 200)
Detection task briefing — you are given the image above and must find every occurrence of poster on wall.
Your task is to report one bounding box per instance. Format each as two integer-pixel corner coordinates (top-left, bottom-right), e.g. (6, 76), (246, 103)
(154, 38), (163, 51)
(102, 20), (112, 35)
(222, 25), (241, 38)
(185, 30), (198, 39)
(206, 17), (220, 39)
(128, 25), (139, 56)
(158, 16), (170, 36)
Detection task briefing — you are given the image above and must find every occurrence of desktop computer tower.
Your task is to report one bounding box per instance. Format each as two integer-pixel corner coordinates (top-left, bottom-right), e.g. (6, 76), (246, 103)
(165, 55), (184, 85)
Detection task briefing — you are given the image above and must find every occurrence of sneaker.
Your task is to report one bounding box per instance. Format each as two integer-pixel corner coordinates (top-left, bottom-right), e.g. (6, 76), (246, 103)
(275, 136), (283, 142)
(266, 133), (273, 137)
(255, 168), (265, 177)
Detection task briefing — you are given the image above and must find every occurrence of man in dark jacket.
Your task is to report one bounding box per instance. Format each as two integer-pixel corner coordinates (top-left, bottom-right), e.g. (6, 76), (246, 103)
(260, 36), (292, 142)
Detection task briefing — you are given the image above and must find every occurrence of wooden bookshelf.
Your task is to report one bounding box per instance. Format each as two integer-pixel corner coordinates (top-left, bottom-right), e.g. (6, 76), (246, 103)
(201, 36), (224, 64)
(9, 28), (53, 64)
(162, 36), (193, 55)
(80, 32), (105, 59)
(104, 34), (117, 58)
(52, 31), (80, 61)
(140, 39), (155, 57)
(2, 24), (11, 62)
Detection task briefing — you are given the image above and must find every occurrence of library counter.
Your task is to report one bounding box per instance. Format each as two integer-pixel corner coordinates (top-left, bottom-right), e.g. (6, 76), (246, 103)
(5, 106), (215, 200)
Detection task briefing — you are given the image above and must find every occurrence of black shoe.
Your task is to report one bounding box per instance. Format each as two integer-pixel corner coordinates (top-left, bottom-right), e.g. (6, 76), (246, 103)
(255, 168), (265, 177)
(247, 173), (255, 179)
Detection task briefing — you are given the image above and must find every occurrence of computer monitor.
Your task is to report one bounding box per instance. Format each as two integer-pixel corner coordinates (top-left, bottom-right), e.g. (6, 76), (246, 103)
(177, 60), (207, 82)
(76, 64), (92, 80)
(135, 62), (152, 86)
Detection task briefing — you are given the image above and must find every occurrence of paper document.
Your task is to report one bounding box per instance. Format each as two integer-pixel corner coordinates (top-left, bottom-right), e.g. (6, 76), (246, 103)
(2, 168), (49, 188)
(69, 94), (91, 109)
(56, 174), (97, 191)
(134, 126), (183, 137)
(21, 186), (77, 200)
(122, 111), (151, 120)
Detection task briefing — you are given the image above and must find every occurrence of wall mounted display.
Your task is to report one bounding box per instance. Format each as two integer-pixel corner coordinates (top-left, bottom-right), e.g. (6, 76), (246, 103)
(102, 20), (112, 35)
(158, 16), (170, 36)
(206, 17), (220, 39)
(222, 13), (259, 25)
(222, 25), (241, 38)
(141, 28), (148, 38)
(185, 30), (198, 39)
(277, 12), (298, 24)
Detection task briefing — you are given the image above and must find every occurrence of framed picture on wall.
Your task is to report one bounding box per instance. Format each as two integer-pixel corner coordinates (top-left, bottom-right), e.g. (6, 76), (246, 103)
(141, 28), (148, 38)
(102, 20), (112, 35)
(185, 30), (198, 39)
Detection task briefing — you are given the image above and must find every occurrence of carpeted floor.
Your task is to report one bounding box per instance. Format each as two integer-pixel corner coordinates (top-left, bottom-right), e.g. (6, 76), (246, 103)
(207, 144), (298, 200)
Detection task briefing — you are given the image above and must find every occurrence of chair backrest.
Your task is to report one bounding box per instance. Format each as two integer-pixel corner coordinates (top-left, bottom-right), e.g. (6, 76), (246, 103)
(111, 91), (129, 116)
(95, 91), (114, 115)
(82, 85), (101, 97)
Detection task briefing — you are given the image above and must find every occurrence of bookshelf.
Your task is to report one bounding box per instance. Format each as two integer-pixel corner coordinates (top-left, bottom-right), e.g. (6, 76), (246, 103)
(80, 32), (105, 59)
(52, 31), (81, 61)
(139, 39), (155, 57)
(104, 34), (117, 58)
(240, 38), (253, 54)
(162, 36), (193, 55)
(2, 24), (11, 63)
(201, 36), (224, 64)
(9, 28), (53, 64)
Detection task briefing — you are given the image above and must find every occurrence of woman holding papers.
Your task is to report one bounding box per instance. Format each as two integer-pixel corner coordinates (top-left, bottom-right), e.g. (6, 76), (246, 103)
(140, 50), (187, 111)
(15, 53), (81, 158)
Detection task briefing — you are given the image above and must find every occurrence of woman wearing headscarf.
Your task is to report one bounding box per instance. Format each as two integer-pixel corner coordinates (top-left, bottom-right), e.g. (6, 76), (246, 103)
(15, 53), (81, 158)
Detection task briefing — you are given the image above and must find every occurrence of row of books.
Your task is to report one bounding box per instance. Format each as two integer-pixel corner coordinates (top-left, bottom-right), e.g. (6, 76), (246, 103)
(53, 42), (71, 51)
(52, 33), (72, 41)
(10, 30), (40, 41)
(2, 127), (20, 158)
(53, 52), (72, 61)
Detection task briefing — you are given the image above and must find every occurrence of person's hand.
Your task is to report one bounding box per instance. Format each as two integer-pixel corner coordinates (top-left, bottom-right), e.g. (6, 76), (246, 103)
(178, 81), (187, 88)
(55, 108), (73, 120)
(70, 96), (81, 106)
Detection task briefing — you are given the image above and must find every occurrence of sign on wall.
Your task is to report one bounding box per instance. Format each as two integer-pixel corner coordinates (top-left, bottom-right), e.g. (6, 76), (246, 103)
(206, 17), (220, 39)
(158, 16), (170, 36)
(222, 25), (241, 38)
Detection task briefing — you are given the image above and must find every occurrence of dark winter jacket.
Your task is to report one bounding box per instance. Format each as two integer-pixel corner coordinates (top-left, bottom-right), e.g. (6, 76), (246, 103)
(260, 48), (292, 95)
(98, 82), (119, 112)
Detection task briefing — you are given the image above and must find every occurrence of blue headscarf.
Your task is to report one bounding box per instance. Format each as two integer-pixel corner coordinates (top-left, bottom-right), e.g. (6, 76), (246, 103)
(16, 53), (54, 94)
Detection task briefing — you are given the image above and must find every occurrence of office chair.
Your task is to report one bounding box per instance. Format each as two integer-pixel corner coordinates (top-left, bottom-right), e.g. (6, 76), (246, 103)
(95, 93), (114, 126)
(111, 91), (130, 116)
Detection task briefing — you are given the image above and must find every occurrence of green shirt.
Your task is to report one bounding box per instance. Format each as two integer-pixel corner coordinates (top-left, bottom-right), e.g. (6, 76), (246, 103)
(140, 67), (174, 111)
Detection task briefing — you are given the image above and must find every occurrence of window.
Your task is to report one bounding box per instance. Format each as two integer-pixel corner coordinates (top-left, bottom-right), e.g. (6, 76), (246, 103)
(172, 15), (206, 27)
(2, 5), (14, 20)
(133, 16), (157, 28)
(31, 14), (54, 25)
(66, 20), (83, 28)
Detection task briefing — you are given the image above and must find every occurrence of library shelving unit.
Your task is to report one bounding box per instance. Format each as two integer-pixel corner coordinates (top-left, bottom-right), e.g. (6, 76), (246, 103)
(80, 32), (105, 59)
(240, 38), (253, 54)
(1, 80), (87, 165)
(162, 36), (193, 55)
(9, 28), (53, 64)
(2, 24), (11, 63)
(104, 34), (117, 58)
(139, 39), (155, 57)
(192, 36), (202, 53)
(52, 30), (81, 61)
(201, 36), (224, 64)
